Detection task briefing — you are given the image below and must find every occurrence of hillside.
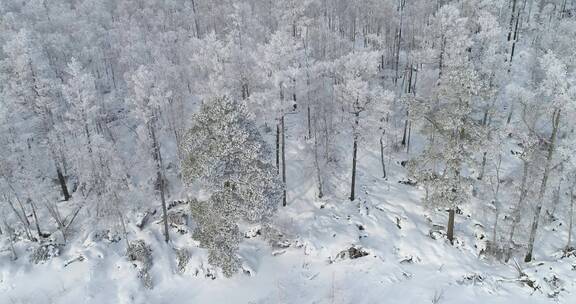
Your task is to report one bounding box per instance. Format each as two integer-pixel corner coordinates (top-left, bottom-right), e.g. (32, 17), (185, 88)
(2, 112), (576, 304)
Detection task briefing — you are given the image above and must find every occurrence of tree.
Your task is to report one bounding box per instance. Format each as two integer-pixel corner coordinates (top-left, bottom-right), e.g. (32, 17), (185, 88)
(255, 29), (304, 206)
(182, 96), (282, 222)
(181, 96), (282, 275)
(62, 58), (99, 193)
(127, 65), (171, 243)
(1, 29), (71, 201)
(62, 58), (128, 224)
(412, 4), (483, 244)
(524, 52), (574, 262)
(189, 189), (242, 277)
(333, 50), (384, 201)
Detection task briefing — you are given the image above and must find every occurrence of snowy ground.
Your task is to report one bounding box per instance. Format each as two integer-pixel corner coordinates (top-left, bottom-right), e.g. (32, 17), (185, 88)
(1, 113), (575, 304)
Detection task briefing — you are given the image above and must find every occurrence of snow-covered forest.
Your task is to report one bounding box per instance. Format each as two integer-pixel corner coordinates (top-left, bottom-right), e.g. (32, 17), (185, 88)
(1, 0), (576, 303)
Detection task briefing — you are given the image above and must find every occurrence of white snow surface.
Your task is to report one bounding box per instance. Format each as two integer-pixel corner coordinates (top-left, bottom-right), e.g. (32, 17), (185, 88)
(1, 113), (575, 304)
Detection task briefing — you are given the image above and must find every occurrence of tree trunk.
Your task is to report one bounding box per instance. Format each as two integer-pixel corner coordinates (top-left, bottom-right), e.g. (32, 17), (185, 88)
(29, 199), (43, 239)
(482, 107), (490, 126)
(281, 116), (287, 207)
(349, 136), (358, 201)
(406, 121), (412, 154)
(509, 6), (522, 71)
(412, 65), (419, 95)
(84, 122), (93, 154)
(438, 36), (446, 81)
(7, 198), (32, 241)
(292, 78), (297, 105)
(157, 168), (169, 243)
(478, 152), (488, 180)
(525, 109), (561, 262)
(507, 0), (518, 43)
(380, 136), (386, 178)
(401, 118), (408, 146)
(314, 134), (324, 199)
(406, 64), (413, 94)
(447, 209), (455, 245)
(567, 185), (575, 250)
(313, 118), (324, 199)
(394, 2), (404, 85)
(506, 159), (530, 262)
(149, 123), (170, 243)
(492, 208), (499, 244)
(349, 104), (360, 202)
(276, 123), (280, 173)
(307, 105), (312, 140)
(492, 155), (503, 245)
(56, 164), (71, 201)
(507, 103), (514, 125)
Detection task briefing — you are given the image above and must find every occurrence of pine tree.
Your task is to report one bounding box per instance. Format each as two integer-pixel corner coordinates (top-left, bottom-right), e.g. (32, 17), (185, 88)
(181, 96), (282, 275)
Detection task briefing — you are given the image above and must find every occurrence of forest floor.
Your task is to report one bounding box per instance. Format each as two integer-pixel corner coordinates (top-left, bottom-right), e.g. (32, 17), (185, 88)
(1, 112), (575, 304)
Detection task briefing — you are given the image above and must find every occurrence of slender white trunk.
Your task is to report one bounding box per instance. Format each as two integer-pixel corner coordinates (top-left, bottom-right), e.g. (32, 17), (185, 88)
(567, 185), (575, 250)
(525, 109), (561, 262)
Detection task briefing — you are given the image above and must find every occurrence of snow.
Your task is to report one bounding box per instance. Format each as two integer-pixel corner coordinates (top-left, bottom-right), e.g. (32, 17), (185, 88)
(1, 111), (575, 304)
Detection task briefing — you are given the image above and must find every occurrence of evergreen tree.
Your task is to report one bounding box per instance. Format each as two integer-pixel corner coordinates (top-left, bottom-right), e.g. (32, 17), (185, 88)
(182, 96), (282, 275)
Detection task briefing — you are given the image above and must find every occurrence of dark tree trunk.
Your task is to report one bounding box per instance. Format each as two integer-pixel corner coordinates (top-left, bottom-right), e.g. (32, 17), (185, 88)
(406, 64), (413, 94)
(313, 119), (324, 199)
(482, 107), (490, 126)
(438, 36), (446, 81)
(315, 153), (323, 199)
(281, 116), (287, 206)
(350, 137), (358, 201)
(507, 0), (518, 43)
(276, 123), (280, 173)
(350, 108), (360, 201)
(307, 105), (312, 139)
(507, 103), (514, 125)
(447, 209), (455, 244)
(56, 164), (71, 201)
(401, 118), (408, 146)
(509, 6), (521, 71)
(406, 121), (412, 154)
(412, 65), (419, 95)
(292, 78), (297, 104)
